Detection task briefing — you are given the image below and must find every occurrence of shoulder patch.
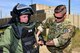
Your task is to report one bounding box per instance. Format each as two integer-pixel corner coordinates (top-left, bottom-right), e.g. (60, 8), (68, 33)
(64, 28), (71, 33)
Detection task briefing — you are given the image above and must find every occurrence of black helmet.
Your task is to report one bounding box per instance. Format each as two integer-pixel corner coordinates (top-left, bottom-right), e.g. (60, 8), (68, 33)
(10, 3), (34, 23)
(11, 3), (34, 17)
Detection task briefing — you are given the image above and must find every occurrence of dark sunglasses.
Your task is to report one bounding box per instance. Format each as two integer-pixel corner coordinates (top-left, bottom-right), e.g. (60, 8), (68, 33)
(54, 13), (65, 19)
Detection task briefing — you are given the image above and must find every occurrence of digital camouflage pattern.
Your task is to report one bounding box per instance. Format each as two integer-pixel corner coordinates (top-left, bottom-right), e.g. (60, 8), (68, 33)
(38, 18), (75, 53)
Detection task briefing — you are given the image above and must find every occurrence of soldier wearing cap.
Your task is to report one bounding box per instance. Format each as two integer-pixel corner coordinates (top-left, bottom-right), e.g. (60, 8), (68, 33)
(37, 5), (75, 53)
(0, 3), (39, 53)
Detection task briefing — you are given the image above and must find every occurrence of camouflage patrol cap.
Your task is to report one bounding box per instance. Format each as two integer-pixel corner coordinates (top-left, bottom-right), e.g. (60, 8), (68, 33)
(54, 5), (67, 15)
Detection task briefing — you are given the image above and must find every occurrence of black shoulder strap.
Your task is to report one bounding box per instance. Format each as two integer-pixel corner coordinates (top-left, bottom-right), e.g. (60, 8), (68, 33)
(11, 24), (21, 39)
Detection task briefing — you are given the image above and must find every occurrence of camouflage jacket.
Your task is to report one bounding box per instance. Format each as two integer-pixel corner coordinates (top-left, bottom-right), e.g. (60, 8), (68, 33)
(37, 18), (75, 47)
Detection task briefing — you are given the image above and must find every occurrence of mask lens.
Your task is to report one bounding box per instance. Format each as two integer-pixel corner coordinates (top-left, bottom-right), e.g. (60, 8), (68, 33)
(20, 8), (31, 15)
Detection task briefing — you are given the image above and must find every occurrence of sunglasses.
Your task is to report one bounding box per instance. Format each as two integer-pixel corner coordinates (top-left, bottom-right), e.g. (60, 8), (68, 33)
(54, 13), (65, 19)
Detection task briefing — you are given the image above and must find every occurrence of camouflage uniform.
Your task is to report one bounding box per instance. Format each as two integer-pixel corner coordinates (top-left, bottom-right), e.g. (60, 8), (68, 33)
(37, 18), (75, 53)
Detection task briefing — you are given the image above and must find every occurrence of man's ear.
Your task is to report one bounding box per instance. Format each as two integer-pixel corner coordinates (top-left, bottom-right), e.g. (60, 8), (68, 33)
(63, 14), (66, 18)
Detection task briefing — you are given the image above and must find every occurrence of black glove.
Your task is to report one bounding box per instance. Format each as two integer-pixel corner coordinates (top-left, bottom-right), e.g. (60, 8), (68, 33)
(38, 35), (46, 45)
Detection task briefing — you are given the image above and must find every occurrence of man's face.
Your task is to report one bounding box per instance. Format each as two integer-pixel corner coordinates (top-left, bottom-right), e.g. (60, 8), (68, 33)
(20, 14), (29, 23)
